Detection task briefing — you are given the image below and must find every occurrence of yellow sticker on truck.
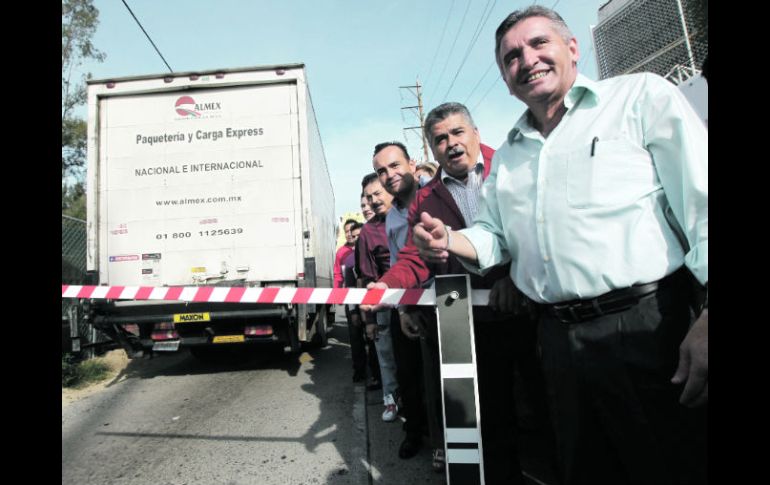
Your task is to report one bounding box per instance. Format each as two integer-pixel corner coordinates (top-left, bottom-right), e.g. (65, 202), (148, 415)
(173, 312), (211, 323)
(213, 335), (245, 344)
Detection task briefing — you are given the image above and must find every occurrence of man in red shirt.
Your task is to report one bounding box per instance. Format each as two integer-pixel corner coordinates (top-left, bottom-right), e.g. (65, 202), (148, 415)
(333, 219), (358, 290)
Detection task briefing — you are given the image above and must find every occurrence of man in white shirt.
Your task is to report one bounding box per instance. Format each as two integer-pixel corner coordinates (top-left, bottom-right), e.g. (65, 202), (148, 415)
(413, 6), (707, 485)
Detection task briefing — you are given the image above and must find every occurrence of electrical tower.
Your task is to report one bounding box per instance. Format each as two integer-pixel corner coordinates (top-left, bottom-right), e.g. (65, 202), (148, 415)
(400, 80), (430, 163)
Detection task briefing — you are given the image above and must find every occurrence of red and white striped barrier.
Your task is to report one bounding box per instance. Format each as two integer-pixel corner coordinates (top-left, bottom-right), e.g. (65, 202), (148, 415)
(61, 285), (492, 306)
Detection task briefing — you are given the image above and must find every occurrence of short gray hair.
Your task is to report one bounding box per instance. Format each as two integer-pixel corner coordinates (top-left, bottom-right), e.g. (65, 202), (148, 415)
(494, 6), (573, 66)
(423, 102), (476, 146)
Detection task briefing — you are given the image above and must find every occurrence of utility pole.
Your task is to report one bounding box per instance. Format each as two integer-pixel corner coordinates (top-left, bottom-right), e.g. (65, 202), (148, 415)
(400, 80), (430, 163)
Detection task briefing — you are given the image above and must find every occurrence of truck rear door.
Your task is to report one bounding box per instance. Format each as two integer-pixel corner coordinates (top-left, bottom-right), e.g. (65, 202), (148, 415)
(95, 81), (304, 287)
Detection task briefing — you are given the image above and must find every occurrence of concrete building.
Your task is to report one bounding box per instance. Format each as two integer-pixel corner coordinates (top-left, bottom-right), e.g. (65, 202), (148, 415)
(592, 0), (708, 83)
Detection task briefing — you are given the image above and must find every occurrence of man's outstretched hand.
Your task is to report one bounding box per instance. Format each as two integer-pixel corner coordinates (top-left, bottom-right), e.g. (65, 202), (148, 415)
(413, 212), (450, 263)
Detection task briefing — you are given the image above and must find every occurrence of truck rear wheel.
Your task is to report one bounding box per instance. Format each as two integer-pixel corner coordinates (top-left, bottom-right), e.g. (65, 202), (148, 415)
(288, 316), (301, 354)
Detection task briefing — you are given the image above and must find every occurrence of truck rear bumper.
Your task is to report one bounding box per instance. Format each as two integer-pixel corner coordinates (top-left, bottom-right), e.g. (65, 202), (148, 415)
(146, 334), (281, 352)
(88, 300), (294, 353)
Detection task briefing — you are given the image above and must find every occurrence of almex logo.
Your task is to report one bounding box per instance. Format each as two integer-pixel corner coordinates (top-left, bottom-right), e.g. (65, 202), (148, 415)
(174, 96), (223, 119)
(175, 96), (200, 118)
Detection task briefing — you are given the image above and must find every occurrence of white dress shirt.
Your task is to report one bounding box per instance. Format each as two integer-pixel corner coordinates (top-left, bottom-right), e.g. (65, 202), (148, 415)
(460, 73), (708, 303)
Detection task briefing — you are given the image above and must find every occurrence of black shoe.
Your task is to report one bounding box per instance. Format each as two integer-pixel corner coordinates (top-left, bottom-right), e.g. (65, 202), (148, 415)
(352, 371), (366, 383)
(398, 434), (422, 459)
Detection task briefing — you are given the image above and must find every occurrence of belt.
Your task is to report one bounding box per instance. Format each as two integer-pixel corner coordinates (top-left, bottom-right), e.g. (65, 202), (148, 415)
(545, 280), (662, 324)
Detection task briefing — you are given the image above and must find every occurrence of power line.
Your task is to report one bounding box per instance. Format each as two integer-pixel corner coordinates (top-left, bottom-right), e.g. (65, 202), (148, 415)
(422, 0), (456, 90)
(463, 60), (496, 105)
(400, 81), (430, 163)
(427, 0), (473, 108)
(464, 0), (564, 110)
(121, 0), (173, 73)
(441, 0), (498, 102)
(471, 73), (501, 112)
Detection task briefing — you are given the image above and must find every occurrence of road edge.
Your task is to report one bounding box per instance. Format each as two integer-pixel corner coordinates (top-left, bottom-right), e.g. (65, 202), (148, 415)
(351, 383), (373, 484)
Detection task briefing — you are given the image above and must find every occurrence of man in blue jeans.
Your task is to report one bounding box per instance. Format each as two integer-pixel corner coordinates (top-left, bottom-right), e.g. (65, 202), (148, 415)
(358, 173), (400, 422)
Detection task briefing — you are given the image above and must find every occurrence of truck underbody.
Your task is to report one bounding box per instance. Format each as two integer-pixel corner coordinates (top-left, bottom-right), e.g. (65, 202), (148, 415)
(83, 298), (332, 360)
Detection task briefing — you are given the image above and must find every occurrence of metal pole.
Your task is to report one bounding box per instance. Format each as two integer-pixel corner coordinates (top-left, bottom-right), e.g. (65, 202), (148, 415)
(416, 80), (430, 164)
(434, 274), (485, 485)
(675, 0), (697, 72)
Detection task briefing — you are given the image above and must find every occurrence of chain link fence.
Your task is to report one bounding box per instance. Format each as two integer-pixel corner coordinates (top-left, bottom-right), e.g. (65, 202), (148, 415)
(62, 214), (86, 284)
(62, 215), (109, 356)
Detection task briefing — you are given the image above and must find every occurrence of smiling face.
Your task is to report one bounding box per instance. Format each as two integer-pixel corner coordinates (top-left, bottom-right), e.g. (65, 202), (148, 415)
(372, 145), (416, 199)
(343, 221), (356, 245)
(360, 196), (375, 221)
(497, 15), (579, 110)
(363, 178), (394, 217)
(429, 113), (481, 180)
(350, 226), (361, 244)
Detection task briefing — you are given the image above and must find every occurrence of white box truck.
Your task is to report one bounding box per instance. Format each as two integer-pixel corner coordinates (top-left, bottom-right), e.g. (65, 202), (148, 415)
(83, 64), (336, 359)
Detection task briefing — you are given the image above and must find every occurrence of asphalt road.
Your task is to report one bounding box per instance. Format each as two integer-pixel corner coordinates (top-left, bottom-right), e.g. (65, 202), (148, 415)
(62, 314), (446, 485)
(62, 313), (555, 485)
(62, 318), (371, 485)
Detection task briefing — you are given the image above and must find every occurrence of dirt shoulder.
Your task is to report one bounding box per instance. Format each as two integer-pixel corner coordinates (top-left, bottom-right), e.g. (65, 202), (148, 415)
(62, 349), (130, 406)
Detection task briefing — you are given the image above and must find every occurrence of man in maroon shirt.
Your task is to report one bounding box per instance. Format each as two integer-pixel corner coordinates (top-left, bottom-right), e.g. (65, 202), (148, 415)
(352, 191), (381, 390)
(357, 172), (401, 422)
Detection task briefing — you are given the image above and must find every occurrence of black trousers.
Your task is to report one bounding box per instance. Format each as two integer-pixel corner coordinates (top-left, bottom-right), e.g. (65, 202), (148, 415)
(538, 270), (708, 485)
(397, 308), (443, 448)
(390, 309), (428, 436)
(345, 304), (380, 380)
(473, 308), (537, 485)
(414, 306), (543, 484)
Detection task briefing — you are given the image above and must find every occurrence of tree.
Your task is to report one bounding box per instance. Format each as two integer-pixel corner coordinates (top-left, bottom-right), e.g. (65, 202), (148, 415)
(62, 183), (87, 220)
(62, 0), (104, 214)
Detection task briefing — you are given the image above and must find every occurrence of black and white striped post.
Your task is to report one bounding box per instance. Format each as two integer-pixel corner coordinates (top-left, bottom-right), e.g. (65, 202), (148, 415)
(434, 274), (485, 485)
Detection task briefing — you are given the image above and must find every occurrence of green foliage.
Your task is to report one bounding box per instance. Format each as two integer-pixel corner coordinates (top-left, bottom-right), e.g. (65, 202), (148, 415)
(62, 182), (86, 219)
(62, 0), (104, 199)
(62, 117), (87, 180)
(62, 0), (105, 119)
(62, 353), (111, 388)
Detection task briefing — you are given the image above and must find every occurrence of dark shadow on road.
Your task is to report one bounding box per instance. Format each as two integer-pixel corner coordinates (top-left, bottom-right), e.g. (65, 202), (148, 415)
(104, 343), (305, 388)
(107, 317), (368, 484)
(295, 318), (370, 484)
(94, 430), (333, 443)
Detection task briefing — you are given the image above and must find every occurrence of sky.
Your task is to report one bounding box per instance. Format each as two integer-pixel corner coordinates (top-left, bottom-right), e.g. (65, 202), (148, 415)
(75, 0), (609, 218)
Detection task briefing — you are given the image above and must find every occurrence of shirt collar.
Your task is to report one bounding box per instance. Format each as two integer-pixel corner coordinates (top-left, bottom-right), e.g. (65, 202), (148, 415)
(441, 153), (484, 185)
(565, 73), (600, 108)
(507, 73), (601, 144)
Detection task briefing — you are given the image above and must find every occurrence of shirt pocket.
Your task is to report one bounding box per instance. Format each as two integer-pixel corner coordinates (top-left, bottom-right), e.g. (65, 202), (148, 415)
(566, 139), (658, 209)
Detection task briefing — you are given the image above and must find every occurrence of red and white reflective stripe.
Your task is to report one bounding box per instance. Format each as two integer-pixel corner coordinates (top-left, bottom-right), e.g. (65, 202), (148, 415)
(61, 285), (491, 306)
